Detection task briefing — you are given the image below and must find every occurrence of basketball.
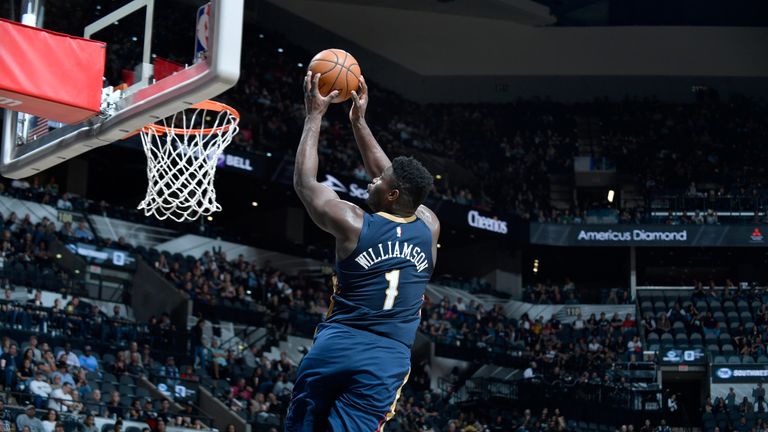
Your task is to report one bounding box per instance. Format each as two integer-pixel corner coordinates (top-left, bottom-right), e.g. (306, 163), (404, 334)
(307, 48), (361, 103)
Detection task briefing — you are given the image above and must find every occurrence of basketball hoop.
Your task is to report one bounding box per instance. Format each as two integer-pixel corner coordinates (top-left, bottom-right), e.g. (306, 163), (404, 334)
(137, 100), (240, 222)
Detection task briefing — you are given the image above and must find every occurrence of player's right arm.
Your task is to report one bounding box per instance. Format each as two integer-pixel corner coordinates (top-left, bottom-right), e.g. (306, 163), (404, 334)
(295, 73), (363, 257)
(349, 77), (391, 178)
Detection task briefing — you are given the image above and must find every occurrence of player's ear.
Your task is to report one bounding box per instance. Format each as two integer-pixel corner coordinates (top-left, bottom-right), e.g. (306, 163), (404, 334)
(387, 189), (400, 202)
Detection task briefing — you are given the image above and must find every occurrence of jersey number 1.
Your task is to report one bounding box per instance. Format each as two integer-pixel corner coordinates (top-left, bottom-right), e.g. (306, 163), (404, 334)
(383, 270), (400, 310)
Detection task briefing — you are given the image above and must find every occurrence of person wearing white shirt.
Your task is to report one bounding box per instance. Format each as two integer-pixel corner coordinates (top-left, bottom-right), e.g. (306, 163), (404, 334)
(55, 345), (80, 369)
(29, 372), (53, 407)
(41, 410), (58, 432)
(588, 337), (602, 352)
(523, 361), (537, 379)
(455, 297), (467, 313)
(48, 383), (78, 412)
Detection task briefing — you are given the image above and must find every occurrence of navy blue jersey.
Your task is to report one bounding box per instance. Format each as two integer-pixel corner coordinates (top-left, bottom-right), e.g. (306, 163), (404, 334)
(325, 211), (433, 348)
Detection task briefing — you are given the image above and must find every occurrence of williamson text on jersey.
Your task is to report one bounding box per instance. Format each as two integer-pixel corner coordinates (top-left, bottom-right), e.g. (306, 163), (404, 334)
(353, 241), (429, 272)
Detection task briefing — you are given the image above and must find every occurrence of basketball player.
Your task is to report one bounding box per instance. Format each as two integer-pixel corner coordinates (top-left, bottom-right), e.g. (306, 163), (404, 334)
(285, 72), (439, 431)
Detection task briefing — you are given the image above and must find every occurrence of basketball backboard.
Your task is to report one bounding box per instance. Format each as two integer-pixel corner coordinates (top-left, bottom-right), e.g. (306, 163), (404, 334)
(0, 0), (243, 179)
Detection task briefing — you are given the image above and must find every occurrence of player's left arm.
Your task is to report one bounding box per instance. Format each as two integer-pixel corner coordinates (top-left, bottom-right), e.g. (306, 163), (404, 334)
(416, 205), (440, 266)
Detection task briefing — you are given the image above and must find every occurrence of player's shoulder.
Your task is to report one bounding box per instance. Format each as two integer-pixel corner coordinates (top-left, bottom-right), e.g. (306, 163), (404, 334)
(415, 205), (440, 233)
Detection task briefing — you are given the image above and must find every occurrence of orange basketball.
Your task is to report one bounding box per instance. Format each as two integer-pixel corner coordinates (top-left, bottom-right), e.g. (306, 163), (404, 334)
(307, 49), (361, 103)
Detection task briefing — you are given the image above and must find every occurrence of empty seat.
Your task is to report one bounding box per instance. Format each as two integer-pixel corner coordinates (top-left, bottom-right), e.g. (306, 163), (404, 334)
(714, 312), (726, 322)
(722, 344), (735, 355)
(675, 334), (689, 346)
(714, 355), (728, 364)
(743, 356), (756, 364)
(741, 311), (754, 323)
(727, 355), (741, 364)
(690, 333), (703, 347)
(707, 344), (721, 355)
(757, 356), (768, 364)
(119, 375), (135, 386)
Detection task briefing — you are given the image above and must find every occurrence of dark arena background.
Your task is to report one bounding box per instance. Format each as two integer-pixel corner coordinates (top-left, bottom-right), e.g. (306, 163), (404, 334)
(0, 0), (768, 431)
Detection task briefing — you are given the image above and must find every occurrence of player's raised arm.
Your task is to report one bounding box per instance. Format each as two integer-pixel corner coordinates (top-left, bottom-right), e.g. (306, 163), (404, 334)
(294, 72), (363, 250)
(349, 77), (391, 178)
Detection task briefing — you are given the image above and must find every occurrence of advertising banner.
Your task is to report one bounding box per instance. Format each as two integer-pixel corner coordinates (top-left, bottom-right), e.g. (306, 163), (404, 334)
(712, 365), (768, 383)
(531, 223), (768, 247)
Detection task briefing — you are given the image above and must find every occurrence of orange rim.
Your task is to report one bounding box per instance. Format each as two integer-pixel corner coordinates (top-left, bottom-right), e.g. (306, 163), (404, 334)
(140, 100), (240, 136)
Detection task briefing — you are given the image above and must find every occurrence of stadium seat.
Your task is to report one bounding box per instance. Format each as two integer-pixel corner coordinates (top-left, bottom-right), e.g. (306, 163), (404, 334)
(674, 334), (689, 346)
(757, 356), (768, 364)
(721, 344), (735, 355)
(695, 301), (708, 311)
(654, 301), (667, 312)
(707, 344), (721, 355)
(714, 311), (726, 322)
(727, 355), (741, 364)
(705, 333), (718, 345)
(103, 353), (117, 366)
(136, 387), (151, 399)
(661, 333), (673, 343)
(737, 301), (750, 312)
(713, 355), (727, 364)
(723, 301), (736, 314)
(743, 356), (756, 364)
(689, 333), (703, 347)
(119, 374), (135, 386)
(119, 384), (135, 396)
(641, 301), (653, 315)
(103, 372), (119, 385)
(741, 311), (753, 323)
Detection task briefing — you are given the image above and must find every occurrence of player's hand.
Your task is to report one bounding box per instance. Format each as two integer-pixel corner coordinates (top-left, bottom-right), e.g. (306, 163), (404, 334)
(304, 72), (339, 118)
(349, 76), (368, 123)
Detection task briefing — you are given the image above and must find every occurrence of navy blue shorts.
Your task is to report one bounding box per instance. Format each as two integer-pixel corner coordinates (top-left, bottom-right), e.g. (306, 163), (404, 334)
(285, 323), (411, 431)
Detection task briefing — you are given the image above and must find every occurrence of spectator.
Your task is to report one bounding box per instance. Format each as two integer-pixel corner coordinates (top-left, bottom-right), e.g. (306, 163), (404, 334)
(0, 400), (12, 432)
(1, 344), (18, 391)
(159, 356), (180, 390)
(29, 371), (52, 408)
(106, 391), (122, 419)
(523, 362), (538, 379)
(754, 383), (766, 405)
(78, 346), (99, 373)
(41, 410), (57, 432)
(73, 222), (94, 241)
(55, 344), (80, 369)
(48, 382), (80, 412)
(16, 406), (44, 432)
(81, 415), (98, 432)
(51, 362), (75, 387)
(242, 345), (259, 369)
(55, 194), (73, 211)
(208, 339), (228, 380)
(655, 419), (671, 432)
(84, 389), (104, 417)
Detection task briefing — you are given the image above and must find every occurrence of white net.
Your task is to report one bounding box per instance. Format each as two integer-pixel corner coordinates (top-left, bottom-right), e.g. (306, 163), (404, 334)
(138, 101), (239, 222)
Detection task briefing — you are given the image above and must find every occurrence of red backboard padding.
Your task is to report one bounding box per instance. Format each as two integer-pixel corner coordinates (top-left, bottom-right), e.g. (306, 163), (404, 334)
(0, 18), (106, 124)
